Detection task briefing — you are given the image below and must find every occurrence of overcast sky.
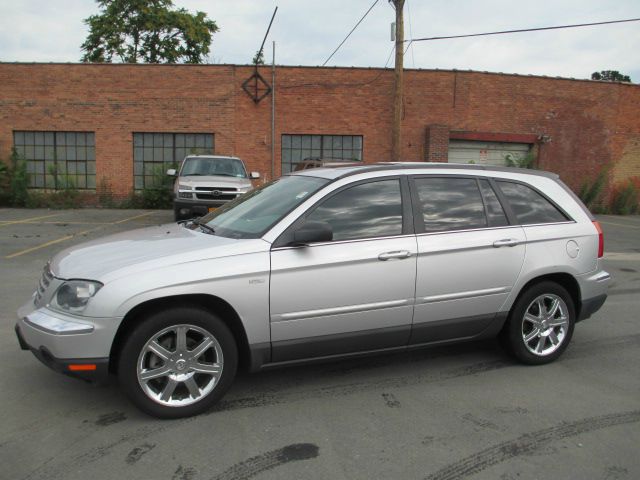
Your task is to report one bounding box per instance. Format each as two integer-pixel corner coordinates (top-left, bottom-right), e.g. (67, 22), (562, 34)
(0, 0), (638, 81)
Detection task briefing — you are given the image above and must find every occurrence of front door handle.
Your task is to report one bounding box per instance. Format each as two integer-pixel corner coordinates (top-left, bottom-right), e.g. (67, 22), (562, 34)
(378, 250), (412, 261)
(493, 238), (521, 248)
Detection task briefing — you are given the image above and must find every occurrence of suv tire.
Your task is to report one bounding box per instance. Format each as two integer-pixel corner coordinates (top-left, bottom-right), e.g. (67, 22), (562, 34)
(118, 307), (238, 418)
(501, 281), (575, 365)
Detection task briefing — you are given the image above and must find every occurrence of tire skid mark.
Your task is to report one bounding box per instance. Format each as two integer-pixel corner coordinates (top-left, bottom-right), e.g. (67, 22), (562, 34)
(20, 333), (640, 480)
(382, 393), (401, 408)
(210, 443), (319, 480)
(125, 443), (155, 465)
(424, 410), (640, 480)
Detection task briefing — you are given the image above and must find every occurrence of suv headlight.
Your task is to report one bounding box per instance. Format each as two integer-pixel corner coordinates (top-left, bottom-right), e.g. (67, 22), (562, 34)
(51, 280), (103, 313)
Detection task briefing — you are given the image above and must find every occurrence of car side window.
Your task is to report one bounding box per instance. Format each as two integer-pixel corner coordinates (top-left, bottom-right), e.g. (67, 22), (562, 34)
(414, 177), (487, 232)
(478, 179), (509, 227)
(497, 181), (568, 225)
(305, 179), (403, 241)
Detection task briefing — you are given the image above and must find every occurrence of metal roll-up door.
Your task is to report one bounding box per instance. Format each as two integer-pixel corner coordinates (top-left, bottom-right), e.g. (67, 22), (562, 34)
(448, 140), (531, 166)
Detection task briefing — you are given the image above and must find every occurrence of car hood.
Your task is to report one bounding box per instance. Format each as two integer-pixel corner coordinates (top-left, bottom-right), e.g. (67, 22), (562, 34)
(177, 175), (252, 189)
(50, 223), (270, 283)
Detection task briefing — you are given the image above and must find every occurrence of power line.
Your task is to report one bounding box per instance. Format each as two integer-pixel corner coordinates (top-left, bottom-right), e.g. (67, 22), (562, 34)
(409, 17), (640, 43)
(322, 0), (380, 66)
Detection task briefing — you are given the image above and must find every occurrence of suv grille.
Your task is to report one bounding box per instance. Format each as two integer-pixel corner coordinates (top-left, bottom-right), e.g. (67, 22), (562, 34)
(194, 187), (239, 201)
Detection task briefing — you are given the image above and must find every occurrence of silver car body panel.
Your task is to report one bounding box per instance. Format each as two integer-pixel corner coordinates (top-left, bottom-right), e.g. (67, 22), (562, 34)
(17, 164), (610, 369)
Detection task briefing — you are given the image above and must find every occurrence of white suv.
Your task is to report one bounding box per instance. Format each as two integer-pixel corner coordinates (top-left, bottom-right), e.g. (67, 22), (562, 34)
(16, 163), (610, 418)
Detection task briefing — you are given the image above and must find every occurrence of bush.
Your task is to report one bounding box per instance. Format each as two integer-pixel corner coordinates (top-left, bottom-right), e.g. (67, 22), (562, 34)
(8, 148), (30, 206)
(610, 179), (639, 215)
(578, 168), (609, 212)
(504, 151), (536, 169)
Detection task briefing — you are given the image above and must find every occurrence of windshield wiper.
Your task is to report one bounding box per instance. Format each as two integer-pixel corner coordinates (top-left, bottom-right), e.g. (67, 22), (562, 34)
(191, 219), (216, 235)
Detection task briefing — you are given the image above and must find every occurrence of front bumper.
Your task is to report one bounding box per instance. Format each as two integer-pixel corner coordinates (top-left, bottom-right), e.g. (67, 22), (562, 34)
(16, 305), (113, 383)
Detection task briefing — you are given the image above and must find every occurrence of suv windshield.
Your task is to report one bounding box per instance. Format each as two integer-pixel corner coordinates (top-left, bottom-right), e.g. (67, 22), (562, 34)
(181, 157), (247, 178)
(196, 175), (329, 239)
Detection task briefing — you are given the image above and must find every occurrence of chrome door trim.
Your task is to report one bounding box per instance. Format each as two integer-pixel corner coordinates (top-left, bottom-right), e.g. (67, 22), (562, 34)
(271, 234), (417, 251)
(419, 286), (509, 304)
(273, 298), (411, 322)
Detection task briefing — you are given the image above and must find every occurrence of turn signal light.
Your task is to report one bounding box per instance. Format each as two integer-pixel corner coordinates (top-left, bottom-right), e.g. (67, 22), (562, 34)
(68, 364), (97, 371)
(593, 221), (604, 258)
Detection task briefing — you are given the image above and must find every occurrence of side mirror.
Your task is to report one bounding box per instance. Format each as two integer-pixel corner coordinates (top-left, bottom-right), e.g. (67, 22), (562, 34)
(166, 168), (177, 176)
(250, 171), (260, 179)
(291, 221), (333, 246)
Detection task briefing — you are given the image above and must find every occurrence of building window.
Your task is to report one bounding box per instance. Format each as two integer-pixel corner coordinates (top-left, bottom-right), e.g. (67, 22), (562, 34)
(133, 133), (214, 189)
(281, 134), (363, 173)
(13, 131), (96, 189)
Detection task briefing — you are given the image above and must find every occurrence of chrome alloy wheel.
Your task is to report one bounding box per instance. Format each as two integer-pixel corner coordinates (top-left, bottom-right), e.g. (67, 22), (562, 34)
(137, 324), (223, 407)
(521, 294), (569, 356)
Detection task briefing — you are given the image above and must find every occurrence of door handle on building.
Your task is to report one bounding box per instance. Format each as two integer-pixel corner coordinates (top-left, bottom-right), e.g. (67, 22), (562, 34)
(492, 238), (520, 248)
(378, 250), (412, 261)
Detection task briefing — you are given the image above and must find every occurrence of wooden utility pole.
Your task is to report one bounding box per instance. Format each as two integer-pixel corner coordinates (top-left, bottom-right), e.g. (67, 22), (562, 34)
(391, 0), (405, 162)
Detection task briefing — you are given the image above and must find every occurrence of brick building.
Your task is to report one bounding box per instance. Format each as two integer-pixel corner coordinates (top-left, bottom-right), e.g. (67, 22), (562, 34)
(0, 63), (638, 197)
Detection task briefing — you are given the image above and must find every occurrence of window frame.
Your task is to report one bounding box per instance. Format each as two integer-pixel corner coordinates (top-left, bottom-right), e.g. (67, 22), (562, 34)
(133, 132), (214, 190)
(272, 175), (414, 248)
(493, 178), (574, 226)
(12, 130), (96, 190)
(281, 134), (364, 174)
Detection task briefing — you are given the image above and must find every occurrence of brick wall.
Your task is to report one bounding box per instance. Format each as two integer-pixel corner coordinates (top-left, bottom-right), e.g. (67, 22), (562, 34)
(0, 63), (638, 196)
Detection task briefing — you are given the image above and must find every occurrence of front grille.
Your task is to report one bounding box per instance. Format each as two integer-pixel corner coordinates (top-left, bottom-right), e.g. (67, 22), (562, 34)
(195, 187), (237, 192)
(195, 193), (237, 201)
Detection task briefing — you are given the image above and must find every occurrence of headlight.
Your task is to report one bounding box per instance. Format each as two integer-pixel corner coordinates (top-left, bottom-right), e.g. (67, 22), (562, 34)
(178, 184), (192, 191)
(237, 186), (252, 193)
(51, 280), (103, 313)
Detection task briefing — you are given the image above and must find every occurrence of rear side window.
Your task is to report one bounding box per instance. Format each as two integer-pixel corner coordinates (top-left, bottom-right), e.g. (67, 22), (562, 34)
(497, 181), (568, 225)
(414, 177), (487, 232)
(306, 179), (403, 241)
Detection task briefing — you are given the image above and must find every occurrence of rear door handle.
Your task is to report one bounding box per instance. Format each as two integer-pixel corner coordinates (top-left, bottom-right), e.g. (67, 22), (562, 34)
(378, 250), (412, 261)
(493, 238), (521, 248)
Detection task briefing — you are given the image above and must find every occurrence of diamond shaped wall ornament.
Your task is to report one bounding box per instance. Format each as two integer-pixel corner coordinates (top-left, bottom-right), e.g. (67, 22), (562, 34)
(242, 70), (272, 104)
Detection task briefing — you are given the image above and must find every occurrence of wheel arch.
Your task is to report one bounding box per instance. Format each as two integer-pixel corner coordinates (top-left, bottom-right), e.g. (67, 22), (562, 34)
(508, 272), (581, 321)
(109, 294), (252, 374)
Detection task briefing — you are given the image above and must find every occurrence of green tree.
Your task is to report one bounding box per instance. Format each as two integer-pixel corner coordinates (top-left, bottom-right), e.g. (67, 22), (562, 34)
(81, 0), (219, 63)
(591, 70), (631, 82)
(252, 49), (265, 65)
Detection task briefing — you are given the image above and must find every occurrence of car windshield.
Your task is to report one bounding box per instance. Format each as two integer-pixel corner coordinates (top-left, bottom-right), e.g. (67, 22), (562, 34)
(181, 157), (247, 178)
(196, 175), (329, 239)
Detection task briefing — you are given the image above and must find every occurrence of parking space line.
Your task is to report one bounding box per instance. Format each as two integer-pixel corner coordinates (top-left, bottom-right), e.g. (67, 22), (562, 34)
(0, 213), (62, 227)
(114, 212), (157, 224)
(599, 220), (640, 230)
(4, 227), (102, 259)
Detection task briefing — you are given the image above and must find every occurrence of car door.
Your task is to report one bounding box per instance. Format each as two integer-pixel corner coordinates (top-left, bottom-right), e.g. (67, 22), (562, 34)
(410, 175), (526, 344)
(269, 176), (417, 362)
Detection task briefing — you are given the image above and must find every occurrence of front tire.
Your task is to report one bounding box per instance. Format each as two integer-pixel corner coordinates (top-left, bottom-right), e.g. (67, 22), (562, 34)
(501, 281), (575, 365)
(118, 307), (238, 418)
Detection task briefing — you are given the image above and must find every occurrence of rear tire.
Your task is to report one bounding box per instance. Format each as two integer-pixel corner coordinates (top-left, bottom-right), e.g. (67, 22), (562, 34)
(501, 281), (575, 365)
(118, 307), (237, 418)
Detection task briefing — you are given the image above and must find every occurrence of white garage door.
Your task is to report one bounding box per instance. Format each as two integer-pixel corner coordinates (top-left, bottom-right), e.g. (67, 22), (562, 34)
(448, 140), (531, 167)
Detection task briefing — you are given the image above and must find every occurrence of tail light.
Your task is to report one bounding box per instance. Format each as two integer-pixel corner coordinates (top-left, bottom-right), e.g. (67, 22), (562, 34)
(593, 221), (604, 258)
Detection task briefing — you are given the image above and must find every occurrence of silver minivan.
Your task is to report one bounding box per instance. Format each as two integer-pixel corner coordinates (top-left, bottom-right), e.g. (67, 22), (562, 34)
(16, 164), (610, 418)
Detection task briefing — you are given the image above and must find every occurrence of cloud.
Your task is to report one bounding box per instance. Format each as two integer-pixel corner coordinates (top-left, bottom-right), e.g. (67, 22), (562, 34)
(0, 0), (637, 81)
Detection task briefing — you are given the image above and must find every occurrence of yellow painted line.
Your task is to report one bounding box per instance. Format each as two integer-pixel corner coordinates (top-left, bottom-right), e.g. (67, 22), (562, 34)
(599, 220), (640, 230)
(5, 227), (101, 259)
(1, 221), (114, 225)
(114, 212), (157, 224)
(0, 213), (62, 227)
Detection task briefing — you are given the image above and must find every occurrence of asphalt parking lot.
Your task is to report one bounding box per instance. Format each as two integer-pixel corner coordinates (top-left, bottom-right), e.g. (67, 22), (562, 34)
(1, 209), (639, 480)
